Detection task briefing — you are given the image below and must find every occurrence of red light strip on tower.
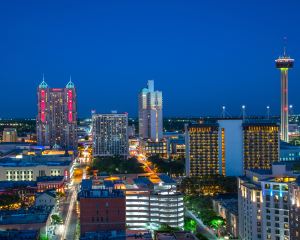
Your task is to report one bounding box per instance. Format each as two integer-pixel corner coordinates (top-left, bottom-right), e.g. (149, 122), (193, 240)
(40, 90), (46, 122)
(68, 90), (73, 122)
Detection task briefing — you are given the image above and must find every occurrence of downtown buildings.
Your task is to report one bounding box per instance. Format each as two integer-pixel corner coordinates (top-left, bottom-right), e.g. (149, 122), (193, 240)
(92, 113), (128, 157)
(238, 162), (300, 240)
(185, 119), (279, 177)
(78, 174), (184, 235)
(36, 79), (77, 150)
(138, 80), (163, 142)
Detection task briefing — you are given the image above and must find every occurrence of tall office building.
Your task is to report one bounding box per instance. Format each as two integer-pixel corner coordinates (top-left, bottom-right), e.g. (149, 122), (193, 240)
(138, 80), (163, 142)
(92, 113), (128, 157)
(2, 128), (17, 142)
(185, 119), (279, 177)
(276, 49), (294, 142)
(36, 78), (77, 150)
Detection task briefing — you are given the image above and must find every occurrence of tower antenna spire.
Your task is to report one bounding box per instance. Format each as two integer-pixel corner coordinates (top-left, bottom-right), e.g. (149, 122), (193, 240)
(283, 37), (287, 57)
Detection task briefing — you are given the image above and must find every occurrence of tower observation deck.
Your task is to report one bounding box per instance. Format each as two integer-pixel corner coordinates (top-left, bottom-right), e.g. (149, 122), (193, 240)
(275, 51), (294, 142)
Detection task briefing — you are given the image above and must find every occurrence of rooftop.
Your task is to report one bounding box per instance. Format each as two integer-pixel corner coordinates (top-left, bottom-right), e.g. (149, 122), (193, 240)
(0, 157), (71, 167)
(0, 181), (37, 189)
(78, 188), (124, 199)
(36, 190), (56, 199)
(133, 177), (154, 188)
(0, 230), (39, 240)
(248, 169), (273, 175)
(280, 141), (300, 150)
(0, 207), (52, 225)
(158, 174), (176, 184)
(36, 176), (64, 182)
(213, 197), (238, 215)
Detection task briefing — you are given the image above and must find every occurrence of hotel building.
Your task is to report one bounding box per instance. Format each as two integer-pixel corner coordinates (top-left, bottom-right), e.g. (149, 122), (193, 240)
(185, 119), (279, 177)
(185, 123), (219, 176)
(92, 113), (128, 157)
(36, 79), (77, 150)
(243, 122), (279, 170)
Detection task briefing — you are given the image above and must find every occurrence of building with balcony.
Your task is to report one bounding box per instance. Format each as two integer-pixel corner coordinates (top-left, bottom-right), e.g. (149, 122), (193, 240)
(238, 163), (299, 240)
(289, 177), (300, 239)
(92, 113), (128, 157)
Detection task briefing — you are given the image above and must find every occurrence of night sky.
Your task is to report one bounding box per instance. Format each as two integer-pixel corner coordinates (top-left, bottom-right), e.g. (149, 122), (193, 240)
(0, 0), (300, 118)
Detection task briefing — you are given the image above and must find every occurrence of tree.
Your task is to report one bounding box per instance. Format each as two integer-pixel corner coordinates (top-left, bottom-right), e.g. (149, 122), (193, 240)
(51, 214), (63, 224)
(91, 156), (146, 174)
(148, 155), (184, 175)
(157, 224), (180, 232)
(184, 217), (197, 232)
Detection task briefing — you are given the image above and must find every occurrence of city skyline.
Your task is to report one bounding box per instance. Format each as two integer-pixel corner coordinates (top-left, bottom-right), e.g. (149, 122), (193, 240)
(1, 1), (300, 118)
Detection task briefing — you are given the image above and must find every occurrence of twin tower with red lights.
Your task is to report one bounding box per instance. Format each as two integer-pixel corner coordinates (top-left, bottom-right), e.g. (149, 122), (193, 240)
(36, 77), (77, 150)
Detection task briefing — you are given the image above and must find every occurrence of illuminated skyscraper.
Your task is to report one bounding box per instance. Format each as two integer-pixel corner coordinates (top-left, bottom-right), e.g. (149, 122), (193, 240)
(138, 80), (163, 142)
(276, 48), (294, 142)
(36, 78), (77, 150)
(185, 119), (279, 177)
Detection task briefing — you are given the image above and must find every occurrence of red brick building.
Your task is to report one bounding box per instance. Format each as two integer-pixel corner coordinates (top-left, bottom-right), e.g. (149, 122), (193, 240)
(36, 176), (65, 192)
(79, 185), (125, 235)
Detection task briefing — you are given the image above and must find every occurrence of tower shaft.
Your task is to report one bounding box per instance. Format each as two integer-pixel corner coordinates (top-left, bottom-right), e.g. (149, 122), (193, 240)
(281, 69), (289, 142)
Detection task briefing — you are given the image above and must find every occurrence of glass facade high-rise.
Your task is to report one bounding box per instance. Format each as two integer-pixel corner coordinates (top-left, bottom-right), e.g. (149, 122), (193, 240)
(36, 78), (77, 150)
(138, 80), (163, 142)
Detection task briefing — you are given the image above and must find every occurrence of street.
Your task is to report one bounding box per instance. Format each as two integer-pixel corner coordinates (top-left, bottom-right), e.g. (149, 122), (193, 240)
(186, 209), (217, 240)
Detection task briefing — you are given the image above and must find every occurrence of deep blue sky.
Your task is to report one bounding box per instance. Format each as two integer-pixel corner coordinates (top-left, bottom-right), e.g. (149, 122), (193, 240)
(0, 0), (300, 118)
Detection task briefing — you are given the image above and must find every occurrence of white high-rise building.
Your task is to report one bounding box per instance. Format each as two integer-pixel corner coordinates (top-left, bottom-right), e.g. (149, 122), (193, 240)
(92, 113), (128, 157)
(138, 80), (163, 142)
(238, 163), (298, 240)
